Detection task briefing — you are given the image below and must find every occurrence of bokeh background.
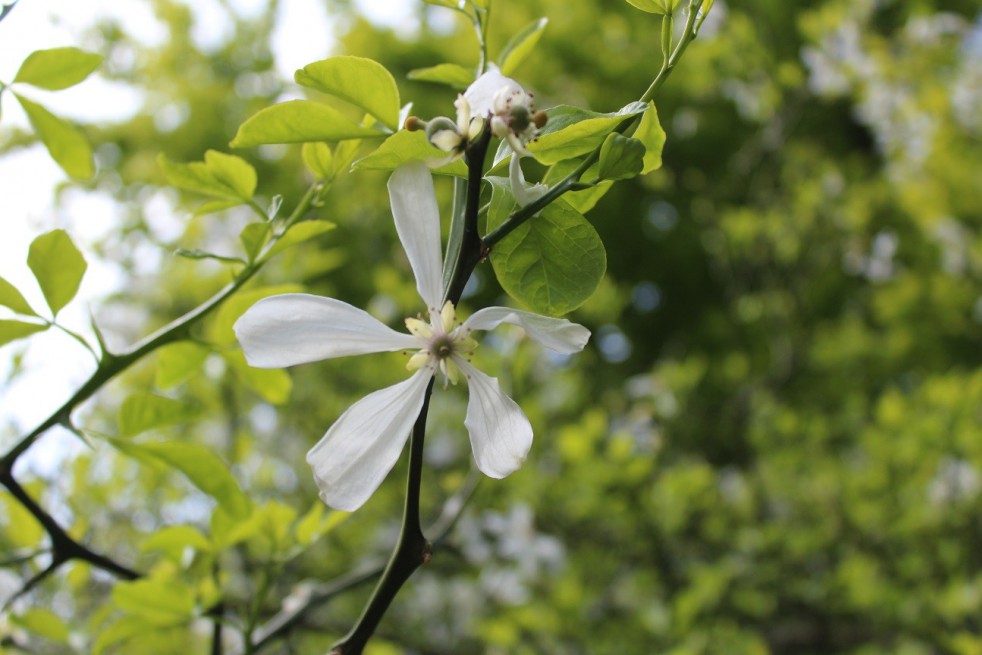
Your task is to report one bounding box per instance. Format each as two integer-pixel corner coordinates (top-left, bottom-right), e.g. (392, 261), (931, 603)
(3, 0), (982, 653)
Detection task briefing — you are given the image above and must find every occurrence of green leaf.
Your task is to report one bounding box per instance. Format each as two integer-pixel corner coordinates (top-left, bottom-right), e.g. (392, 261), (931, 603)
(487, 179), (606, 316)
(112, 577), (196, 626)
(111, 439), (252, 519)
(598, 133), (646, 181)
(264, 220), (336, 260)
(301, 142), (334, 180)
(92, 616), (156, 655)
(239, 222), (271, 262)
(117, 393), (199, 438)
(230, 99), (383, 148)
(194, 199), (244, 216)
(0, 319), (47, 347)
(208, 284), (303, 347)
(407, 63), (474, 89)
(528, 102), (647, 165)
(635, 102), (666, 174)
(295, 503), (348, 546)
(622, 0), (677, 14)
(422, 0), (467, 9)
(155, 341), (210, 389)
(498, 18), (548, 76)
(0, 490), (45, 548)
(141, 525), (212, 559)
(13, 47), (102, 90)
(11, 608), (70, 644)
(158, 150), (256, 201)
(295, 56), (401, 131)
(353, 129), (467, 177)
(27, 229), (87, 316)
(0, 275), (38, 316)
(15, 93), (93, 179)
(543, 159), (612, 214)
(225, 350), (292, 405)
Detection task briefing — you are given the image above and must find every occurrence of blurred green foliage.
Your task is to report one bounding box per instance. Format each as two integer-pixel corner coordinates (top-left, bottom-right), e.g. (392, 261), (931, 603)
(2, 0), (982, 653)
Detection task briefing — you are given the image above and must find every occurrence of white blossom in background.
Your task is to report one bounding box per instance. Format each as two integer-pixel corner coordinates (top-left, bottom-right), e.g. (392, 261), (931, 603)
(234, 163), (590, 511)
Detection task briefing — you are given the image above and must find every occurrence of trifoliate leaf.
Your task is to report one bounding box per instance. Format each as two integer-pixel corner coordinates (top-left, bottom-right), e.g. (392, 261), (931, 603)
(0, 275), (38, 316)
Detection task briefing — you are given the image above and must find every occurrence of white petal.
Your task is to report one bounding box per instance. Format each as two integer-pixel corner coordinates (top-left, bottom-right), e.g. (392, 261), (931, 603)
(463, 307), (590, 354)
(306, 370), (432, 511)
(460, 360), (533, 479)
(464, 68), (522, 117)
(234, 293), (417, 368)
(509, 154), (548, 207)
(388, 163), (445, 310)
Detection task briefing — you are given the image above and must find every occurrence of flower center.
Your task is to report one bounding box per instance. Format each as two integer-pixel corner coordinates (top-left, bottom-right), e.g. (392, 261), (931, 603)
(404, 301), (479, 386)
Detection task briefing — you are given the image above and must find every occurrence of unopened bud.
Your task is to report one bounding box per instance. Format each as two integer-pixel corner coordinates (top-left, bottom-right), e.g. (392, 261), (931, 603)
(404, 116), (426, 132)
(533, 110), (548, 129)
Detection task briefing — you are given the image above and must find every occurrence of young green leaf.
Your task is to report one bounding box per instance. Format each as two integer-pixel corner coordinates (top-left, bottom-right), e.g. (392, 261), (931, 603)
(544, 159), (612, 214)
(117, 393), (199, 438)
(0, 275), (38, 316)
(301, 142), (335, 180)
(498, 18), (548, 76)
(598, 133), (645, 181)
(230, 100), (383, 148)
(353, 129), (467, 177)
(407, 63), (475, 89)
(0, 490), (45, 548)
(140, 525), (213, 559)
(158, 150), (256, 201)
(13, 47), (102, 90)
(487, 179), (607, 316)
(10, 608), (70, 644)
(15, 94), (94, 179)
(27, 229), (87, 316)
(635, 102), (666, 173)
(263, 220), (336, 260)
(111, 439), (252, 519)
(239, 222), (271, 262)
(111, 578), (197, 626)
(295, 56), (401, 131)
(622, 0), (678, 14)
(224, 350), (292, 405)
(0, 319), (48, 347)
(528, 102), (647, 164)
(155, 341), (210, 389)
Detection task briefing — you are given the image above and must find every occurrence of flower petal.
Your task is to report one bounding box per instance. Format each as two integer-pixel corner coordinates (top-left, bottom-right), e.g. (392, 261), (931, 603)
(460, 360), (533, 478)
(388, 163), (445, 311)
(307, 370), (432, 511)
(509, 154), (548, 207)
(464, 68), (521, 117)
(234, 293), (417, 368)
(463, 307), (590, 354)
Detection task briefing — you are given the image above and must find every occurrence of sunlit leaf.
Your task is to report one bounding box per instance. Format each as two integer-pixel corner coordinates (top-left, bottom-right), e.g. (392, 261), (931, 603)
(15, 93), (94, 179)
(353, 129), (467, 177)
(264, 220), (336, 260)
(407, 63), (474, 89)
(295, 56), (401, 130)
(27, 229), (87, 316)
(225, 350), (292, 405)
(0, 275), (38, 316)
(230, 100), (383, 148)
(111, 439), (252, 519)
(239, 222), (271, 262)
(528, 101), (647, 164)
(0, 319), (47, 347)
(117, 393), (199, 438)
(13, 47), (101, 90)
(543, 159), (611, 214)
(141, 525), (212, 559)
(155, 341), (210, 389)
(11, 608), (70, 644)
(301, 142), (334, 180)
(0, 490), (45, 548)
(498, 18), (548, 76)
(158, 150), (256, 201)
(112, 577), (196, 626)
(635, 102), (666, 173)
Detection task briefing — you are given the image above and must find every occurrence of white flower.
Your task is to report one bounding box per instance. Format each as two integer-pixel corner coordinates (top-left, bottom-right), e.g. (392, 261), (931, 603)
(234, 163), (590, 511)
(509, 153), (549, 207)
(465, 69), (543, 156)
